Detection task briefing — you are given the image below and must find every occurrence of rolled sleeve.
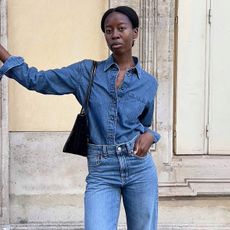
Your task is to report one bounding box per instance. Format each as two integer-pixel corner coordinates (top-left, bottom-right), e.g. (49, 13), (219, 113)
(140, 94), (161, 144)
(144, 127), (161, 143)
(0, 56), (24, 78)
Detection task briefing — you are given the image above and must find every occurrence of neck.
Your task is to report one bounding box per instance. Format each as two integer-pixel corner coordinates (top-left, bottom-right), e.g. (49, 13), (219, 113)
(112, 53), (135, 71)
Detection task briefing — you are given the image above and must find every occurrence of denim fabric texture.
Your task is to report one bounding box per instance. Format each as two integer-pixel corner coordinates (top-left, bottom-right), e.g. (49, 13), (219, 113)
(0, 55), (160, 144)
(85, 135), (158, 230)
(0, 55), (160, 229)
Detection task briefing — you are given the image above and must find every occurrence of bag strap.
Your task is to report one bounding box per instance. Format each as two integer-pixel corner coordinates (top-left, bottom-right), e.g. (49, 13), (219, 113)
(80, 60), (97, 115)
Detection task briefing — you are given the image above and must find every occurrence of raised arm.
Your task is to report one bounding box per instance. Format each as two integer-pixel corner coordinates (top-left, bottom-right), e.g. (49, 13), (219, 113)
(0, 43), (92, 97)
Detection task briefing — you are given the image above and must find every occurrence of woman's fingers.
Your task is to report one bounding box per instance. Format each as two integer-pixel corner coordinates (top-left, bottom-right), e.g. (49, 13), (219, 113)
(134, 133), (153, 156)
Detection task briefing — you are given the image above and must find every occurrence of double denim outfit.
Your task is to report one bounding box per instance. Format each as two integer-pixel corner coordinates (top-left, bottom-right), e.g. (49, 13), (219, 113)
(0, 55), (160, 230)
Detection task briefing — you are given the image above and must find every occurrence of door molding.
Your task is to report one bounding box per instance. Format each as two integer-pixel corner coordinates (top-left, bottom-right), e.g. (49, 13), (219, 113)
(0, 0), (10, 225)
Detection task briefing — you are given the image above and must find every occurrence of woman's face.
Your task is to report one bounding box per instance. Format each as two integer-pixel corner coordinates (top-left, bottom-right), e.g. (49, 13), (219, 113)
(104, 12), (138, 56)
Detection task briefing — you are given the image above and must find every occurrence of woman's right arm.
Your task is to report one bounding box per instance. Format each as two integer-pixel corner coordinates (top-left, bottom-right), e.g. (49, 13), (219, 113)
(0, 44), (85, 96)
(0, 44), (11, 62)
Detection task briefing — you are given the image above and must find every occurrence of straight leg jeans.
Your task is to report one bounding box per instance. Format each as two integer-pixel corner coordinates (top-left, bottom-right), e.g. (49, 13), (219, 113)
(84, 137), (158, 230)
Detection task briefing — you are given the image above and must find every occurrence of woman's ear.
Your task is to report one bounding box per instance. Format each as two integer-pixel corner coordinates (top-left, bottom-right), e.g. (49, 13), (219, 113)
(133, 28), (139, 39)
(132, 28), (139, 47)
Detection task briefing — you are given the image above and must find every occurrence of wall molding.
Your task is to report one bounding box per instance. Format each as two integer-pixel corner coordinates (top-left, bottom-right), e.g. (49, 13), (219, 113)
(159, 178), (230, 197)
(1, 223), (230, 230)
(158, 155), (230, 196)
(0, 0), (10, 225)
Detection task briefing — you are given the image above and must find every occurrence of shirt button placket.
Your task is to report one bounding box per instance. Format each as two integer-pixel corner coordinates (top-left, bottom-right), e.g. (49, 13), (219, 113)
(106, 72), (118, 144)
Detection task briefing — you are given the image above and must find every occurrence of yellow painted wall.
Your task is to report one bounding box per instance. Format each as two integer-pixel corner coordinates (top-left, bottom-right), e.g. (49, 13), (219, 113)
(8, 0), (108, 131)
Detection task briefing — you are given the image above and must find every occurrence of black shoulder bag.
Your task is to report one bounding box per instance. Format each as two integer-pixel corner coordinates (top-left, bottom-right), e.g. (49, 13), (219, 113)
(63, 60), (97, 157)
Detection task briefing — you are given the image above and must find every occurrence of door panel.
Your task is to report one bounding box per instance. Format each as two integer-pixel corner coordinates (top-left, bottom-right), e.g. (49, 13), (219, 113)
(175, 0), (208, 154)
(208, 0), (230, 154)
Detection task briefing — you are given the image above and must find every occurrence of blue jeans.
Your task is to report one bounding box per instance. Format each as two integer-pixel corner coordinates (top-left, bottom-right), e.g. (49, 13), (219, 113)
(84, 136), (158, 230)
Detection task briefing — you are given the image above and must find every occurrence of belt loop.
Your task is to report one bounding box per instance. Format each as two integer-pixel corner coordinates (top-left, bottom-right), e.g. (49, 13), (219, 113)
(125, 143), (129, 153)
(102, 145), (107, 156)
(125, 141), (131, 153)
(127, 138), (135, 153)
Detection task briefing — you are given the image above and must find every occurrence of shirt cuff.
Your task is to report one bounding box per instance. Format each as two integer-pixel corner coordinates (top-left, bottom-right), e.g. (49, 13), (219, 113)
(0, 56), (24, 79)
(144, 128), (161, 143)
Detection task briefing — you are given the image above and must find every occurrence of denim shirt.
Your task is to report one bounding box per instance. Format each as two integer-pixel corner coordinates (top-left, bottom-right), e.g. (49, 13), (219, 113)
(0, 55), (160, 145)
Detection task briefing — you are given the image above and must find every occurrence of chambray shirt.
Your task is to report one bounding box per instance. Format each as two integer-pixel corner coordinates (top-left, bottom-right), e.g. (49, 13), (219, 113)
(0, 55), (160, 145)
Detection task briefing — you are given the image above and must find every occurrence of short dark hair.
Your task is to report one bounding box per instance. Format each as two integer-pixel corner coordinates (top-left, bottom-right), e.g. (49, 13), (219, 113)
(101, 6), (139, 33)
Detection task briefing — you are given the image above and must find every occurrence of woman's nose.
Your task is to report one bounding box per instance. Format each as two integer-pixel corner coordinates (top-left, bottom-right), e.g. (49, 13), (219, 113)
(111, 29), (120, 39)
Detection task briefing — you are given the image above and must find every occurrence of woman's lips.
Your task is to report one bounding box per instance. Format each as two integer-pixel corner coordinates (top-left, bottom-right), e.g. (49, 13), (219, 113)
(111, 43), (122, 49)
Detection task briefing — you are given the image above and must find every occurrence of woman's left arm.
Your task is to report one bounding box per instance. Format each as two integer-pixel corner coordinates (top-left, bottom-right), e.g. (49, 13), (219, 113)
(135, 99), (160, 157)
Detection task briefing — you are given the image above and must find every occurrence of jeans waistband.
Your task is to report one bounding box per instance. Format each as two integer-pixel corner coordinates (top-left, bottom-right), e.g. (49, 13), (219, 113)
(87, 135), (138, 154)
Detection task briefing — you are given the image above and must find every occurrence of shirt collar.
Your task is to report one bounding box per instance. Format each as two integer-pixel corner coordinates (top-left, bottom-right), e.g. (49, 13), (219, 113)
(103, 55), (142, 79)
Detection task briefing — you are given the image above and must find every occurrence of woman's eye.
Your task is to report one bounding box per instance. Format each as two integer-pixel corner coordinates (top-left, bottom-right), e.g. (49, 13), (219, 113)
(105, 29), (112, 34)
(119, 27), (125, 31)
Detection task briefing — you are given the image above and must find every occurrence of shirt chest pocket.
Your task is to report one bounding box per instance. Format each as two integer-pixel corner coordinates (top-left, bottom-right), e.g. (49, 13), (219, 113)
(119, 92), (146, 122)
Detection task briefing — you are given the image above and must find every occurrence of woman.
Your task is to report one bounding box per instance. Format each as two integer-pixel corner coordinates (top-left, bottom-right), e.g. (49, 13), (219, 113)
(0, 6), (160, 230)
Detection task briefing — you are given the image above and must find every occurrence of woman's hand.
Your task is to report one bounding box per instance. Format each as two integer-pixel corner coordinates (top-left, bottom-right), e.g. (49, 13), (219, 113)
(0, 44), (10, 63)
(134, 132), (154, 157)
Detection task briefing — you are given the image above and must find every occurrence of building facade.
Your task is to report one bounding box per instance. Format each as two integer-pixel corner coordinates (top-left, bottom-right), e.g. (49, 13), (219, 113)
(1, 0), (230, 229)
